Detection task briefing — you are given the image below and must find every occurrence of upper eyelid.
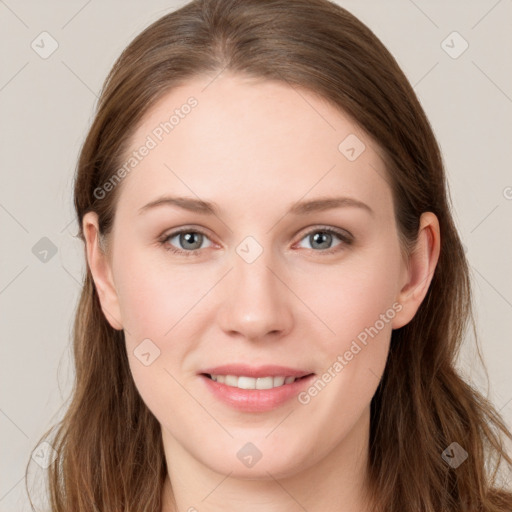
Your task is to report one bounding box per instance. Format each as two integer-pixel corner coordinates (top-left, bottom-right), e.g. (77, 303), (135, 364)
(299, 225), (352, 238)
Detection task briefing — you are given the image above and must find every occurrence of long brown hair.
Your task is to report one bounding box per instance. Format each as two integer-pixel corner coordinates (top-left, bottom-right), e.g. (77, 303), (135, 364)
(26, 0), (512, 510)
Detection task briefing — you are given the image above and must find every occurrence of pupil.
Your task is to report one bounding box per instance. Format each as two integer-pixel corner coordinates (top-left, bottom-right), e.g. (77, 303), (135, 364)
(182, 232), (202, 249)
(312, 232), (331, 249)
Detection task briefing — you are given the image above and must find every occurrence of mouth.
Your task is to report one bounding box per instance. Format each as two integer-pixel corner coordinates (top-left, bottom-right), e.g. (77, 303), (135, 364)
(200, 372), (314, 390)
(198, 365), (316, 412)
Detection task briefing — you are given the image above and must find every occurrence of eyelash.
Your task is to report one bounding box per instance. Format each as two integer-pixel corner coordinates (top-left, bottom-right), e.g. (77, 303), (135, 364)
(158, 226), (353, 258)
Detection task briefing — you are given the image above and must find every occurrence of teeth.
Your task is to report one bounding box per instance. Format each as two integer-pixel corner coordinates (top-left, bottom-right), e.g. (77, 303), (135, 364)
(225, 375), (238, 387)
(255, 377), (274, 389)
(209, 374), (298, 389)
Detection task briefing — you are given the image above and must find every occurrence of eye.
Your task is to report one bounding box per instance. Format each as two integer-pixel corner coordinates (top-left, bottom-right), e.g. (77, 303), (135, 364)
(159, 228), (213, 257)
(159, 225), (353, 258)
(295, 226), (353, 254)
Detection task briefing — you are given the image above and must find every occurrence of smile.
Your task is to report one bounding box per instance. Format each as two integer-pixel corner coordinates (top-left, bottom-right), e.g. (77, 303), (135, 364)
(200, 372), (316, 412)
(206, 374), (306, 389)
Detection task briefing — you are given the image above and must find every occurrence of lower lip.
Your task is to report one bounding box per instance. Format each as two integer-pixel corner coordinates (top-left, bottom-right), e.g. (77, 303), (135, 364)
(199, 374), (316, 412)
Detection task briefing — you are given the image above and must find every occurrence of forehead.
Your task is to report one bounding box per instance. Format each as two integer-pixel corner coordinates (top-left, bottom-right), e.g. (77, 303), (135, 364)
(114, 72), (393, 222)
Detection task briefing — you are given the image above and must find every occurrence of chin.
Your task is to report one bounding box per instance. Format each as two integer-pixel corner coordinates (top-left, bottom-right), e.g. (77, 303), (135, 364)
(202, 441), (312, 480)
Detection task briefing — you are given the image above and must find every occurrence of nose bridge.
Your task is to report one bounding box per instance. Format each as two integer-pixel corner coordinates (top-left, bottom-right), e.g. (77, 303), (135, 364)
(217, 235), (292, 339)
(234, 236), (276, 292)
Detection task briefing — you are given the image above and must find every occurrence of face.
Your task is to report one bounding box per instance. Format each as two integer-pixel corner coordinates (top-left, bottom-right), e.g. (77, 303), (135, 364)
(84, 72), (439, 481)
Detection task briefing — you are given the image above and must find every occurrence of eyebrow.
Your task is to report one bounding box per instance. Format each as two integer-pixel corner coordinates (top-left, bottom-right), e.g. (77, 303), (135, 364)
(137, 195), (374, 217)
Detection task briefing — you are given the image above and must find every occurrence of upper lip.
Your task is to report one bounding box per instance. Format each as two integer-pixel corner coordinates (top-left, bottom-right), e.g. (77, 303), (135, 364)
(199, 364), (314, 378)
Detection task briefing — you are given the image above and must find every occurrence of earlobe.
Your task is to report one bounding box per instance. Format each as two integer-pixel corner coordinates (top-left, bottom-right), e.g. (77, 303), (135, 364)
(391, 212), (441, 330)
(82, 212), (124, 331)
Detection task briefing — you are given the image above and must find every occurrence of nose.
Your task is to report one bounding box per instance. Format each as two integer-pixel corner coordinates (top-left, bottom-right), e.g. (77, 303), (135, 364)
(216, 241), (294, 342)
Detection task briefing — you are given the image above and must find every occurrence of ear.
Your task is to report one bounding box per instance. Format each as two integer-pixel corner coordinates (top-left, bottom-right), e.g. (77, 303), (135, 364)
(82, 212), (124, 330)
(391, 211), (441, 330)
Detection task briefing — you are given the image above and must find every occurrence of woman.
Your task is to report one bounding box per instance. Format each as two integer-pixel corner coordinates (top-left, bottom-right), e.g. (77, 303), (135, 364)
(26, 0), (512, 510)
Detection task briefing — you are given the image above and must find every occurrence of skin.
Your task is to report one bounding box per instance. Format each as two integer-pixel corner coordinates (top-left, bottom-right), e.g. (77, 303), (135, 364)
(83, 72), (440, 512)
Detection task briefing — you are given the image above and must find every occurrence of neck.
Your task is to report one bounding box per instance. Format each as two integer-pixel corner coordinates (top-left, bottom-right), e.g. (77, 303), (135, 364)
(161, 406), (375, 512)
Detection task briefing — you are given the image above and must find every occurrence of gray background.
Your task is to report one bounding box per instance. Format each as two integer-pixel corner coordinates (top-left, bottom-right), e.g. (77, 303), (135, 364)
(1, 0), (511, 509)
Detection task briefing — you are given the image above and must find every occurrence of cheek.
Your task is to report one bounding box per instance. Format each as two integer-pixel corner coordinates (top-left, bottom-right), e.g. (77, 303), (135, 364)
(114, 250), (202, 423)
(314, 272), (393, 391)
(113, 246), (210, 339)
(112, 248), (212, 396)
(304, 242), (402, 352)
(293, 243), (400, 417)
(295, 261), (397, 443)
